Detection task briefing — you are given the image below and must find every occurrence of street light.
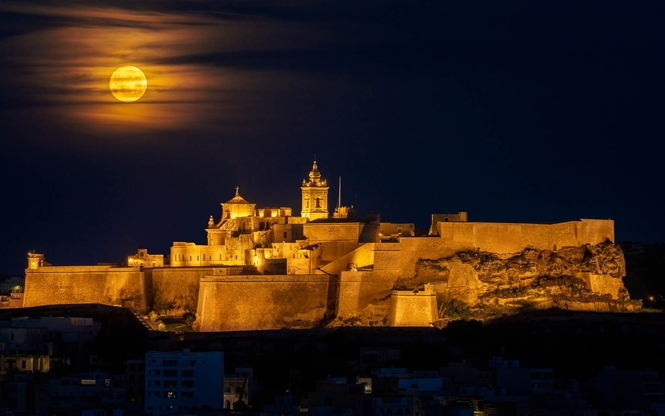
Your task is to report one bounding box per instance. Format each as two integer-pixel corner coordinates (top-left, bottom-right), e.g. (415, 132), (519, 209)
(649, 296), (654, 309)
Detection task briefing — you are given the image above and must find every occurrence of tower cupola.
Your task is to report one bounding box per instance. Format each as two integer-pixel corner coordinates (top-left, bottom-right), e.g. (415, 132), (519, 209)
(301, 160), (329, 220)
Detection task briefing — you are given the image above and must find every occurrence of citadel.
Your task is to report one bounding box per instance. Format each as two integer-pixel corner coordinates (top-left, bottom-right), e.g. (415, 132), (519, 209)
(23, 161), (624, 330)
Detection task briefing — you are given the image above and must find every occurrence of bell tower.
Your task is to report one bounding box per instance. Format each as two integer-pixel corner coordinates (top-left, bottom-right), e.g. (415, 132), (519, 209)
(301, 160), (329, 220)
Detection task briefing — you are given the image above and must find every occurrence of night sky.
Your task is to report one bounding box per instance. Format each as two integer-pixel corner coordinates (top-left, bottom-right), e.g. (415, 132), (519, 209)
(1, 1), (663, 274)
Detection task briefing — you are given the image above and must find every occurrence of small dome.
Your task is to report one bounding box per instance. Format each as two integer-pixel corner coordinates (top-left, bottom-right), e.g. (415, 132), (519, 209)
(309, 161), (321, 180)
(225, 186), (250, 204)
(303, 160), (326, 186)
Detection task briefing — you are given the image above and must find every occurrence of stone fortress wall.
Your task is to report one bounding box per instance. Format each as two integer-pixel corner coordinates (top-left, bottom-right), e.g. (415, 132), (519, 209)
(435, 219), (614, 254)
(388, 285), (438, 327)
(196, 274), (335, 332)
(22, 162), (622, 330)
(23, 265), (146, 310)
(23, 216), (617, 329)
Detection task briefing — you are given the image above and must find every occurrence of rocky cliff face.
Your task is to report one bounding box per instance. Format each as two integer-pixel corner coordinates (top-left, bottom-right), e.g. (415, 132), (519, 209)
(413, 241), (630, 309)
(331, 241), (635, 328)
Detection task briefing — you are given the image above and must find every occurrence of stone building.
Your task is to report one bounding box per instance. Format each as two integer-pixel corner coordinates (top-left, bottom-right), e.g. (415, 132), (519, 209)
(23, 160), (622, 331)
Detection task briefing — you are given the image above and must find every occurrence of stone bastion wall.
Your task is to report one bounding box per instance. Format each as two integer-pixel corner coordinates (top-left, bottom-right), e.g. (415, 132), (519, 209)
(150, 267), (214, 315)
(196, 274), (337, 331)
(436, 219), (614, 254)
(23, 265), (146, 310)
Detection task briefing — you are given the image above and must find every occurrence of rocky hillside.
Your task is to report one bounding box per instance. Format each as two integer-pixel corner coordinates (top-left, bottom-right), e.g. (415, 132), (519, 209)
(410, 241), (631, 311)
(331, 241), (637, 328)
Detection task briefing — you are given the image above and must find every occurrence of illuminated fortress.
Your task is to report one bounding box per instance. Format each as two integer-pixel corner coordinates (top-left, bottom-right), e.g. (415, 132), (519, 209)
(23, 161), (623, 330)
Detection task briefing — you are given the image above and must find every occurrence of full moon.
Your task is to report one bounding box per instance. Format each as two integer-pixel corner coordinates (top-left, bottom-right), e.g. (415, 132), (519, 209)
(109, 66), (147, 102)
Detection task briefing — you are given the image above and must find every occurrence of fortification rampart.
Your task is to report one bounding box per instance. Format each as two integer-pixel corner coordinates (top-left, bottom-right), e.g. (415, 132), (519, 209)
(196, 274), (335, 331)
(388, 285), (438, 327)
(151, 267), (214, 315)
(23, 266), (146, 311)
(378, 238), (464, 279)
(319, 241), (362, 263)
(436, 219), (614, 254)
(320, 243), (376, 274)
(336, 270), (399, 317)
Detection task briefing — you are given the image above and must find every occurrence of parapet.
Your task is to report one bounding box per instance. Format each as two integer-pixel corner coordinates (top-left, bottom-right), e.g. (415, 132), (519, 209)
(27, 252), (45, 270)
(429, 213), (468, 235)
(391, 284), (435, 296)
(211, 267), (244, 276)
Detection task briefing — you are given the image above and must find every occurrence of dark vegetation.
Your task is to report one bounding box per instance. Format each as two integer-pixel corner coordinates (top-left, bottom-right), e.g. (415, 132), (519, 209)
(621, 242), (665, 305)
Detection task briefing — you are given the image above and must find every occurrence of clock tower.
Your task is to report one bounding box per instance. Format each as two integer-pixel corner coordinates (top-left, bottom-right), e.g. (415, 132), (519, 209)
(301, 160), (329, 220)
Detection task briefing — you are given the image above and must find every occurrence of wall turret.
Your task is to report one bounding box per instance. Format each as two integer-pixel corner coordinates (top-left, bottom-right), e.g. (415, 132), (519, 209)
(27, 252), (45, 269)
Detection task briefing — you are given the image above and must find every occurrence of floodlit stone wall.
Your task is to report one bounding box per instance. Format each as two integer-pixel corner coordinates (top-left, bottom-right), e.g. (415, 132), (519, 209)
(381, 238), (462, 278)
(435, 219), (614, 254)
(336, 270), (399, 317)
(23, 266), (146, 311)
(196, 274), (334, 331)
(304, 222), (380, 244)
(150, 267), (214, 315)
(22, 218), (619, 330)
(388, 285), (438, 327)
(320, 244), (376, 274)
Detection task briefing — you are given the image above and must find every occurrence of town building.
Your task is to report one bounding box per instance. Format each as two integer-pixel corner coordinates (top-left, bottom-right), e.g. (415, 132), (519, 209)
(144, 350), (224, 416)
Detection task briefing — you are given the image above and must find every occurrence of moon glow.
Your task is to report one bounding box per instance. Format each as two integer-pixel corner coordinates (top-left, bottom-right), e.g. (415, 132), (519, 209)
(109, 66), (147, 102)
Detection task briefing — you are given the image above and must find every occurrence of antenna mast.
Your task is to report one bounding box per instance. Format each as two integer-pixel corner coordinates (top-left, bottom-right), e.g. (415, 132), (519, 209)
(338, 176), (342, 209)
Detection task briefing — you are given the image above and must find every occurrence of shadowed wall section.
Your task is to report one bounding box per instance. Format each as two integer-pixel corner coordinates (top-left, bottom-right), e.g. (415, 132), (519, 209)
(196, 275), (334, 331)
(151, 267), (214, 315)
(336, 270), (399, 317)
(23, 266), (146, 310)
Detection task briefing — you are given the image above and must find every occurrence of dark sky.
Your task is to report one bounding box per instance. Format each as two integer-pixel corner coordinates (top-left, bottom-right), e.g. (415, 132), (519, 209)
(1, 1), (663, 274)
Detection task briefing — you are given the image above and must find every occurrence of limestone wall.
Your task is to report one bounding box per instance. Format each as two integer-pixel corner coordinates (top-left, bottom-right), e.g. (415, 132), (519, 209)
(575, 272), (624, 298)
(23, 266), (146, 311)
(320, 244), (376, 274)
(435, 219), (614, 254)
(304, 223), (364, 243)
(304, 222), (380, 245)
(379, 238), (462, 278)
(319, 242), (362, 263)
(196, 274), (334, 331)
(287, 257), (312, 274)
(273, 223), (304, 242)
(150, 267), (214, 315)
(388, 287), (438, 327)
(336, 270), (399, 318)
